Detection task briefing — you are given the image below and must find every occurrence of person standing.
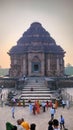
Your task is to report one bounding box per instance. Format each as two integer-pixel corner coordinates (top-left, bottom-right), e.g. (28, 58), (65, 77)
(17, 119), (25, 130)
(54, 100), (58, 109)
(29, 103), (33, 114)
(49, 101), (53, 108)
(46, 100), (49, 110)
(62, 99), (66, 108)
(11, 106), (15, 118)
(50, 106), (55, 120)
(66, 100), (70, 109)
(41, 100), (46, 112)
(23, 99), (25, 107)
(21, 118), (30, 130)
(35, 100), (40, 114)
(59, 115), (65, 129)
(1, 94), (3, 107)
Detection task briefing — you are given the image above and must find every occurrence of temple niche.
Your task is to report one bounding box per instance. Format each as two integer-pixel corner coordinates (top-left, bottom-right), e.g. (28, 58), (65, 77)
(8, 22), (65, 77)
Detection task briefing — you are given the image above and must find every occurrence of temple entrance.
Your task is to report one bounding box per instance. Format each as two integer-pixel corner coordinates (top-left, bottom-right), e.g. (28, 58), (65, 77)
(34, 64), (39, 71)
(32, 62), (40, 72)
(33, 63), (39, 72)
(31, 56), (41, 74)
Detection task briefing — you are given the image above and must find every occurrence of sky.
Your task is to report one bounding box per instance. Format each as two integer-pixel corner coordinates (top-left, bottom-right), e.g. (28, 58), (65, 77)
(0, 0), (73, 68)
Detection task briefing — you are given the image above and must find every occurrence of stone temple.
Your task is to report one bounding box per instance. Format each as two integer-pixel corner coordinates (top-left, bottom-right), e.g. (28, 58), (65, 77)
(8, 22), (65, 77)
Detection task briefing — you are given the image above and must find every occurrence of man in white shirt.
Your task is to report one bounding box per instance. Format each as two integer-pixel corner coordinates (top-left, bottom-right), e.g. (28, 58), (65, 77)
(50, 106), (55, 120)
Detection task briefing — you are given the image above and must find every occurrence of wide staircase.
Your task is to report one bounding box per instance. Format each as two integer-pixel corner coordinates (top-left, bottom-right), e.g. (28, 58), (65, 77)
(19, 77), (56, 105)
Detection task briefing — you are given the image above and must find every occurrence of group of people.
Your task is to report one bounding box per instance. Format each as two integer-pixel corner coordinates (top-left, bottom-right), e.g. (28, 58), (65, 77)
(48, 105), (67, 130)
(10, 98), (68, 130)
(48, 99), (68, 130)
(6, 118), (36, 130)
(28, 99), (55, 115)
(48, 114), (66, 130)
(29, 100), (47, 114)
(10, 105), (67, 130)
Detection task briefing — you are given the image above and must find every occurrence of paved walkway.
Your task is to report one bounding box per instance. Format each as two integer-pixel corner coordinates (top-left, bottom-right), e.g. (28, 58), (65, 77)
(0, 105), (73, 130)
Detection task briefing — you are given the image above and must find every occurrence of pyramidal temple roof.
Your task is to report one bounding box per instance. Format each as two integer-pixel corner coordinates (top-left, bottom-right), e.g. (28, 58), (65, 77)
(17, 22), (56, 45)
(8, 22), (65, 55)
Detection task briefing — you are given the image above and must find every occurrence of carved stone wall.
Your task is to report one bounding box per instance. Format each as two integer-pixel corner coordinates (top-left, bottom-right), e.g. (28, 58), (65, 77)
(9, 52), (64, 77)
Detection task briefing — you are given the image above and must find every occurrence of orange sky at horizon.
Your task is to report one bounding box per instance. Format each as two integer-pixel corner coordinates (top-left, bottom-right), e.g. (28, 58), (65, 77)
(0, 0), (73, 68)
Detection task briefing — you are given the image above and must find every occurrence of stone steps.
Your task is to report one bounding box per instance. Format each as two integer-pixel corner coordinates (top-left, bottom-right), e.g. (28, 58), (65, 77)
(20, 96), (51, 100)
(21, 93), (52, 97)
(22, 88), (49, 91)
(17, 77), (56, 105)
(21, 91), (55, 94)
(24, 85), (46, 87)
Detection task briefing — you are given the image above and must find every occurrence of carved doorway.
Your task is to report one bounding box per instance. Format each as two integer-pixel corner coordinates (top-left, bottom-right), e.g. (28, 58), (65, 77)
(32, 56), (41, 74)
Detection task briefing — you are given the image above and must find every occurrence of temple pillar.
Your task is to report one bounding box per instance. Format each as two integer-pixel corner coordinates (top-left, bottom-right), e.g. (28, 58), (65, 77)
(28, 53), (32, 76)
(48, 59), (50, 71)
(22, 59), (26, 74)
(41, 53), (45, 76)
(57, 57), (60, 75)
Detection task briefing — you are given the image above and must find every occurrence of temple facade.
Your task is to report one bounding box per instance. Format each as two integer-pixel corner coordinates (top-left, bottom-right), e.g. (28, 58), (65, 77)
(8, 22), (65, 77)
